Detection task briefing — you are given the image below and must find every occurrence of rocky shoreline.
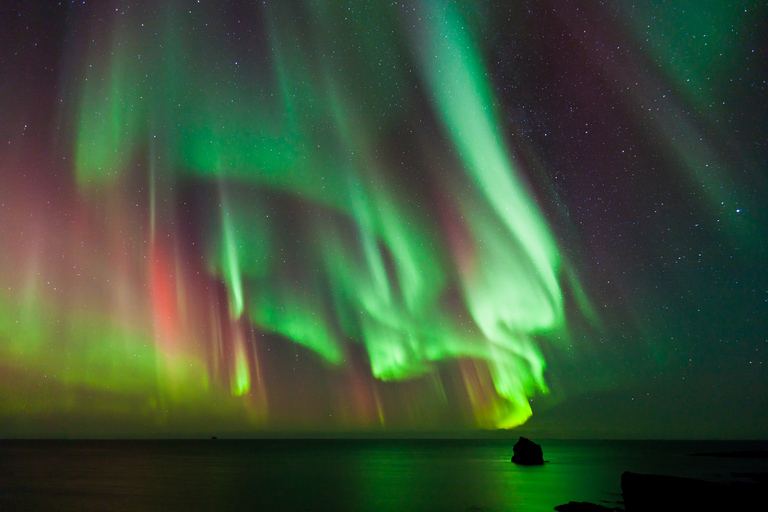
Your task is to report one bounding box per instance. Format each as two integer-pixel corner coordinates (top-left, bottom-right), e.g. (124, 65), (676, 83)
(555, 465), (768, 511)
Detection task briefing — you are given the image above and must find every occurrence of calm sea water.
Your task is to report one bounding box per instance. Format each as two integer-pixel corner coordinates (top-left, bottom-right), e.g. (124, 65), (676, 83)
(1, 439), (767, 511)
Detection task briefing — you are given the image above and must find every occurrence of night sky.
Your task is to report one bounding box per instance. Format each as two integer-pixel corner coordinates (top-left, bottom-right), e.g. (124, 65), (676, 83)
(1, 0), (766, 439)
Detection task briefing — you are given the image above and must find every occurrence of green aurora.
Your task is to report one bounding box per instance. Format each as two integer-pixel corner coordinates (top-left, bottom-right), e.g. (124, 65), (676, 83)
(1, 0), (581, 432)
(2, 0), (765, 438)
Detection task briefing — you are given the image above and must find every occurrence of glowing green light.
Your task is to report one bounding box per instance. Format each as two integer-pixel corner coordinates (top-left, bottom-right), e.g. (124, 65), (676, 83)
(2, 0), (596, 433)
(221, 206), (244, 318)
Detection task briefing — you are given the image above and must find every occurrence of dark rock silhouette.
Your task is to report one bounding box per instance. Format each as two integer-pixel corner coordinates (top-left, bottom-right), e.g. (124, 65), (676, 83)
(554, 501), (618, 511)
(556, 470), (768, 511)
(510, 436), (544, 465)
(621, 471), (766, 511)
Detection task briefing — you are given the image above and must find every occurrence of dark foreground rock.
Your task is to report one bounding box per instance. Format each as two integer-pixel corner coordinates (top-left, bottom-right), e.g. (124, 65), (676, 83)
(621, 471), (766, 511)
(511, 436), (544, 465)
(556, 471), (768, 511)
(554, 501), (618, 511)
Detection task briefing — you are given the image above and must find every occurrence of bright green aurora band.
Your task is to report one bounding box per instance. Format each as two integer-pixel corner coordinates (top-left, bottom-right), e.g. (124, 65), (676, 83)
(1, 0), (594, 433)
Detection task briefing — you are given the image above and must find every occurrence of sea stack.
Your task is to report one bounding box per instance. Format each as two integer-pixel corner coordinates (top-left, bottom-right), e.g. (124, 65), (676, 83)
(511, 436), (544, 465)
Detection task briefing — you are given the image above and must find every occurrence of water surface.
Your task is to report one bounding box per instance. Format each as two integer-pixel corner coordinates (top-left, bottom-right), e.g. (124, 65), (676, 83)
(2, 439), (766, 511)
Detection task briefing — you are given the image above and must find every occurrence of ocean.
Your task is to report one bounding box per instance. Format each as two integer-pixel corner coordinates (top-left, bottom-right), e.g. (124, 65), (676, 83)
(1, 439), (766, 511)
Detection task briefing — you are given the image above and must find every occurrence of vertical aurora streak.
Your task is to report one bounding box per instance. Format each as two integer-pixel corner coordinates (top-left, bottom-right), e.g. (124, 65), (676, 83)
(410, 0), (568, 425)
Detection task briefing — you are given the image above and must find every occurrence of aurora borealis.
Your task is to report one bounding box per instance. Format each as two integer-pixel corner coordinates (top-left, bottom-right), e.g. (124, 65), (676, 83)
(1, 1), (767, 438)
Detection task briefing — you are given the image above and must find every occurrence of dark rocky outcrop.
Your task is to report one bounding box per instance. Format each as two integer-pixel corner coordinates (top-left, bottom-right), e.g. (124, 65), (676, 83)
(554, 501), (619, 511)
(621, 471), (766, 511)
(511, 436), (544, 465)
(556, 471), (768, 511)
